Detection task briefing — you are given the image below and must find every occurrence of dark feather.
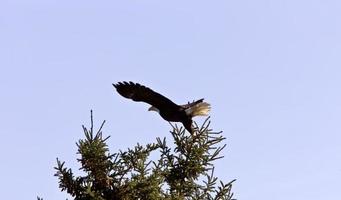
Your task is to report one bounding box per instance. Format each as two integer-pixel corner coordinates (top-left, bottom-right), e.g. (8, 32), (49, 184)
(181, 98), (204, 109)
(113, 81), (179, 110)
(183, 119), (193, 134)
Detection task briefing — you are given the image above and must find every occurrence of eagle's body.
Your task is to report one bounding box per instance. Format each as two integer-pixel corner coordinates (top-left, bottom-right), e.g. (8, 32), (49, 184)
(113, 81), (210, 134)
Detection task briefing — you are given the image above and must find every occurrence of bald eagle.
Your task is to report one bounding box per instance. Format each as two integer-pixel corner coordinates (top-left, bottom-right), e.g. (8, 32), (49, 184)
(113, 81), (211, 134)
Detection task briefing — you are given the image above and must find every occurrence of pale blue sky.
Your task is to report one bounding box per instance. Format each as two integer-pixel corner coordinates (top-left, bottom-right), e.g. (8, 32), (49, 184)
(1, 0), (340, 199)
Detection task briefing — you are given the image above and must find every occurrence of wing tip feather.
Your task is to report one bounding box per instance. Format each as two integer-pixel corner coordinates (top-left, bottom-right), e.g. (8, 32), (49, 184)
(113, 81), (138, 88)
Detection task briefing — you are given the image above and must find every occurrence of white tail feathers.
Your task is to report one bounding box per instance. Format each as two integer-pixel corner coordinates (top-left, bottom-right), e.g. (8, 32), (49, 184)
(186, 102), (211, 117)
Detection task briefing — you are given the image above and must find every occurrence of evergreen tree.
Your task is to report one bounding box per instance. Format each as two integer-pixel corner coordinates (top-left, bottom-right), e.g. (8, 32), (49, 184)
(53, 111), (235, 200)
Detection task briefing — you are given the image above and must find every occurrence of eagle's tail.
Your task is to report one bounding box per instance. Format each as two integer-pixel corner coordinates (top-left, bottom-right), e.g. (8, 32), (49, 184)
(185, 99), (211, 117)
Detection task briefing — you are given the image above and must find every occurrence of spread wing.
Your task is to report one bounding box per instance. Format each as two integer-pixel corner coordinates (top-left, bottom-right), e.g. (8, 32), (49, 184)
(113, 81), (179, 110)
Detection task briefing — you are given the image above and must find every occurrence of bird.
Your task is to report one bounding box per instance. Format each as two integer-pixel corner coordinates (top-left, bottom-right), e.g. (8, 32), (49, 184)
(113, 81), (211, 134)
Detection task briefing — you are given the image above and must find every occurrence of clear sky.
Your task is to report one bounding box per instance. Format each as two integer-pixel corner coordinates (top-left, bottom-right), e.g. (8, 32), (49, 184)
(1, 0), (340, 199)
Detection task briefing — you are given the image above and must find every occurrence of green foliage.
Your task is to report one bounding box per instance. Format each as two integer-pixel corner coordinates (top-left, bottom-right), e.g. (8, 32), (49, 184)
(55, 111), (235, 200)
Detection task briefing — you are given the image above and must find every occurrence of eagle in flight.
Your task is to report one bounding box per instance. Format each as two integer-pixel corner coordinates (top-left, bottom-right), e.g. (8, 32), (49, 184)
(113, 81), (211, 134)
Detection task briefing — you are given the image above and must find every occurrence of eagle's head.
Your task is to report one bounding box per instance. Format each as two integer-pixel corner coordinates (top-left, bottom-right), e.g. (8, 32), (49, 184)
(148, 106), (160, 113)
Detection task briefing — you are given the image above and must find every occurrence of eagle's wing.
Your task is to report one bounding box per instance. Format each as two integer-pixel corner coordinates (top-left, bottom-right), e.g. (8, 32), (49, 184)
(113, 81), (179, 109)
